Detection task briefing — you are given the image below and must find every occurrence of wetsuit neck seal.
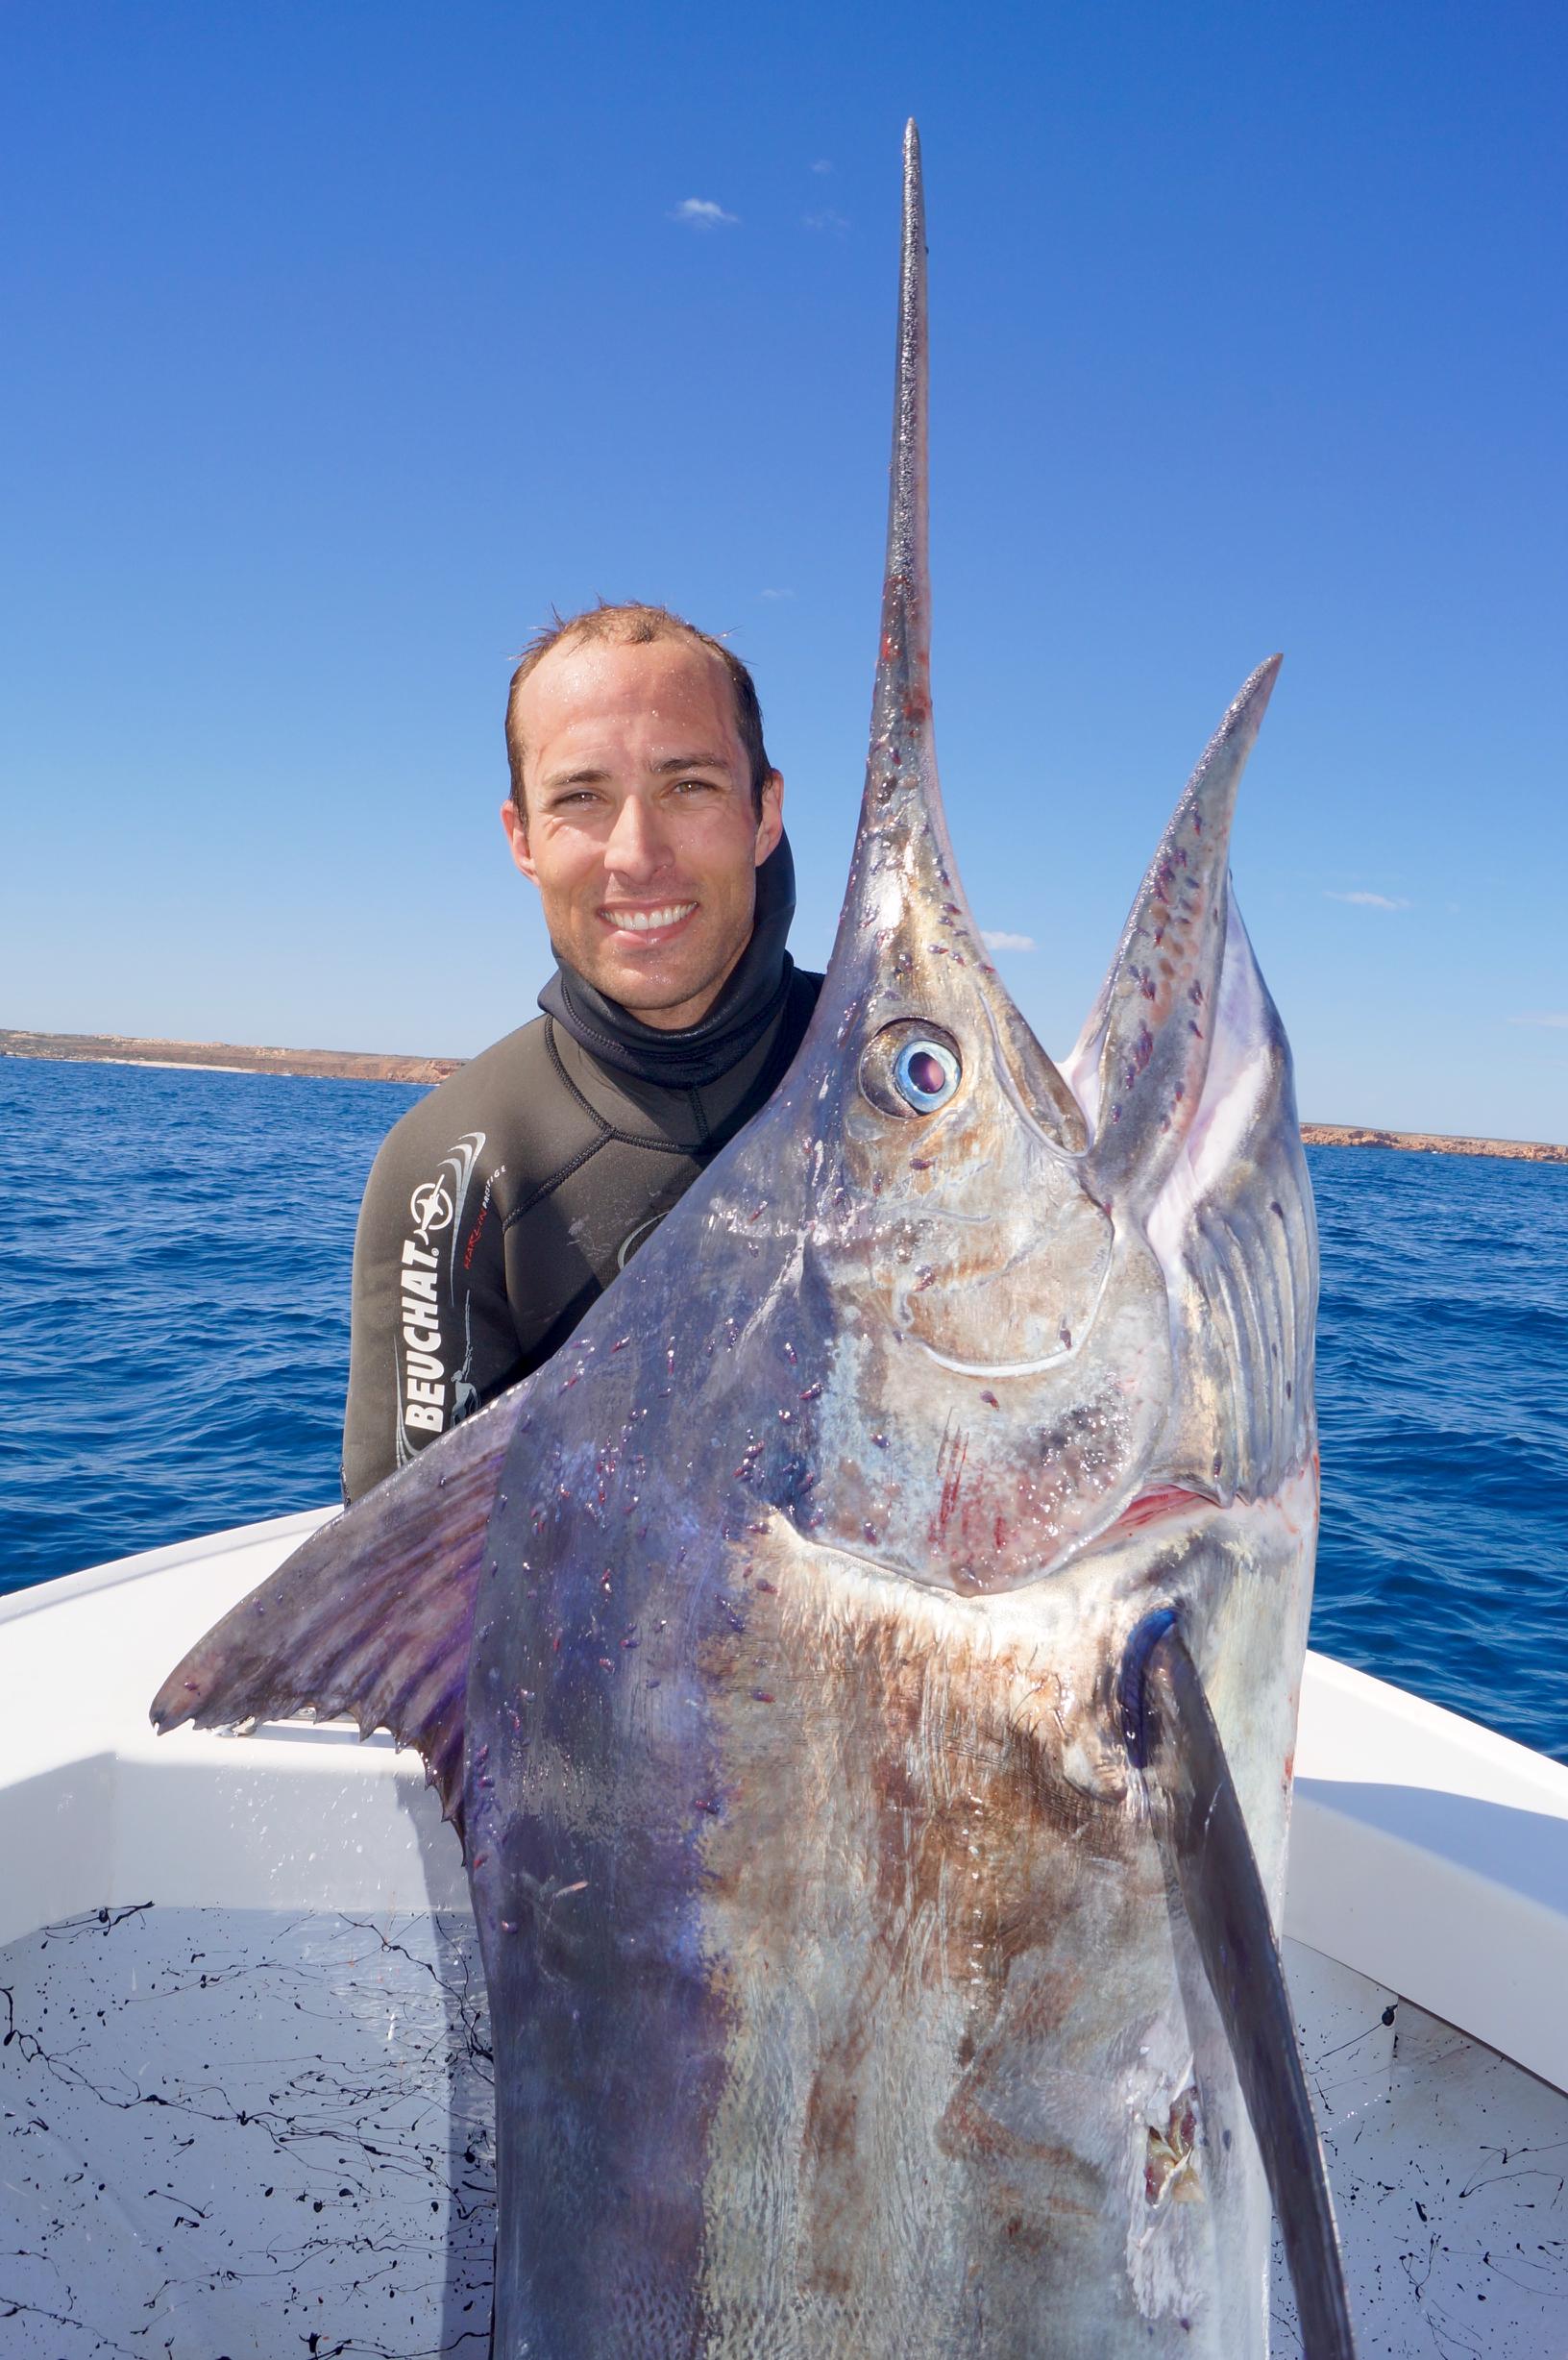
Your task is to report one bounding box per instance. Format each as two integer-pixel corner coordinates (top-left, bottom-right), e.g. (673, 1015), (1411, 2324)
(538, 834), (801, 1092)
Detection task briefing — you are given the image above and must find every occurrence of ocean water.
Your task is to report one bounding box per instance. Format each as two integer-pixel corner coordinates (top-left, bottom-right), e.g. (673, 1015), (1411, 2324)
(2, 1056), (1564, 1760)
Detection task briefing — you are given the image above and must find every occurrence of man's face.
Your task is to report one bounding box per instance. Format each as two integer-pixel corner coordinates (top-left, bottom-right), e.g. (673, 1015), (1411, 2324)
(502, 635), (784, 1031)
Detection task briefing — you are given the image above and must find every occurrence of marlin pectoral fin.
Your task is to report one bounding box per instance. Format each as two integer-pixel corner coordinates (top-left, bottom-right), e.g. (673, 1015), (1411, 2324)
(149, 1388), (527, 1850)
(1122, 1610), (1356, 2360)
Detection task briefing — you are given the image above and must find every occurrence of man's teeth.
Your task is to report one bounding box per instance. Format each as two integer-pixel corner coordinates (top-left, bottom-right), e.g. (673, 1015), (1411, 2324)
(605, 903), (696, 932)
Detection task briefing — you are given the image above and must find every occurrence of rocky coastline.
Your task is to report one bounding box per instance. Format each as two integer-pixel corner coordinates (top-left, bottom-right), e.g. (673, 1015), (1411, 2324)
(1297, 1121), (1566, 1165)
(0, 1028), (462, 1089)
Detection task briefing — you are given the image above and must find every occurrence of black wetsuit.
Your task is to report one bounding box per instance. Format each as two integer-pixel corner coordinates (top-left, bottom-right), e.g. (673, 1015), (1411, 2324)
(341, 840), (821, 1502)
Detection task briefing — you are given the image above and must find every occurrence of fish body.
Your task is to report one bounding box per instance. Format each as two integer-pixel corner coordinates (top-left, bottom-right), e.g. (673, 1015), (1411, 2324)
(464, 787), (1314, 2354)
(156, 125), (1340, 2358)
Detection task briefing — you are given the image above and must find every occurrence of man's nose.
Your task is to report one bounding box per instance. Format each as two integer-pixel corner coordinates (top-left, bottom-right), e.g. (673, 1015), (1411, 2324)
(603, 795), (672, 879)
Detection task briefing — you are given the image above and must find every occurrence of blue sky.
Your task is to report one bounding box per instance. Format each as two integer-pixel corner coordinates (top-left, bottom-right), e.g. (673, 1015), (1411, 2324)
(3, 2), (1564, 1139)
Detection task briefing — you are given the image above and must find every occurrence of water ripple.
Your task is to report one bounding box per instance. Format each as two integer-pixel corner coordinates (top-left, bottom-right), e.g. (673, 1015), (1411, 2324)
(1309, 1144), (1568, 1759)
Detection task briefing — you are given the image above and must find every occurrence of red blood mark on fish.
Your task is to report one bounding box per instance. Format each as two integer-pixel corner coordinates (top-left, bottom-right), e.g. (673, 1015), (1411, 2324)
(1106, 1486), (1207, 1537)
(935, 1425), (968, 1530)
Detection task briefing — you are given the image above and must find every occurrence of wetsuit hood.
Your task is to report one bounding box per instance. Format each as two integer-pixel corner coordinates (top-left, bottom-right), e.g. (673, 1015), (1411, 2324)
(538, 833), (801, 1091)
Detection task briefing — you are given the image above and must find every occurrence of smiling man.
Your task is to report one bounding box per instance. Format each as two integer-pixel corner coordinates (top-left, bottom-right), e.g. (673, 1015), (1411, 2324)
(340, 604), (822, 1501)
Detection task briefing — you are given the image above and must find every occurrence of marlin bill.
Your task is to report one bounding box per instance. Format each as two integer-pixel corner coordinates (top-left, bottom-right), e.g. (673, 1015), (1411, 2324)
(155, 124), (1353, 2358)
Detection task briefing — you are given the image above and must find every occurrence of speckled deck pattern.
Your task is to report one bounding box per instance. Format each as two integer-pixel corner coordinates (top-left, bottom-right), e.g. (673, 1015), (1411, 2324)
(1270, 1944), (1568, 2355)
(0, 1905), (494, 2356)
(3, 1905), (1563, 2354)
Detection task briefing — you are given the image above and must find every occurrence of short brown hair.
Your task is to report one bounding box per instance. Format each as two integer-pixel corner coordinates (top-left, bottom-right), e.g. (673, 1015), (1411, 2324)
(505, 602), (773, 824)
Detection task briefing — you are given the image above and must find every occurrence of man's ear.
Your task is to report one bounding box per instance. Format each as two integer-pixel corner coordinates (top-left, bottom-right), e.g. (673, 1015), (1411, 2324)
(501, 797), (539, 886)
(754, 770), (785, 867)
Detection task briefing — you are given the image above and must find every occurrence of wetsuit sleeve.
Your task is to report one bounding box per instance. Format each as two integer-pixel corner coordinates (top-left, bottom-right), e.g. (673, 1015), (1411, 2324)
(341, 1110), (522, 1504)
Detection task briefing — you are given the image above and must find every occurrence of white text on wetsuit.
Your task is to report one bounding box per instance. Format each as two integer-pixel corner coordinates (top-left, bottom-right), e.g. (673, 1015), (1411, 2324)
(401, 1241), (445, 1431)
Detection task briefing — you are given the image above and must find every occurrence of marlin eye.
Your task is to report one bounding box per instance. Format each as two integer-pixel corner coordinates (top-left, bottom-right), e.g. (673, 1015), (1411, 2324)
(860, 1022), (963, 1118)
(895, 1041), (959, 1109)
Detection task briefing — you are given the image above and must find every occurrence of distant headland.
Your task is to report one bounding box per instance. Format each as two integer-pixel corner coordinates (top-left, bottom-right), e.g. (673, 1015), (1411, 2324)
(0, 1028), (463, 1089)
(1299, 1121), (1566, 1165)
(4, 1029), (1565, 1163)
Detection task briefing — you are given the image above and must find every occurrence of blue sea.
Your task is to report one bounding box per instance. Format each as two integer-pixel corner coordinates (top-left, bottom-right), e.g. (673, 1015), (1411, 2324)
(3, 1056), (1564, 1761)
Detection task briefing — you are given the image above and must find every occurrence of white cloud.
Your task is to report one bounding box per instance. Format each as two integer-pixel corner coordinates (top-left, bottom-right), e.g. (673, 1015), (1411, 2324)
(1325, 889), (1410, 911)
(671, 198), (738, 229)
(803, 208), (849, 234)
(810, 159), (833, 174)
(981, 928), (1036, 952)
(1508, 1012), (1568, 1030)
(759, 587), (795, 601)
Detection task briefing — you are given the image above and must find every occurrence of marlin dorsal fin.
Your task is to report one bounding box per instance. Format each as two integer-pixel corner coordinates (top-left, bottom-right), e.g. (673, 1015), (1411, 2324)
(1071, 658), (1281, 1198)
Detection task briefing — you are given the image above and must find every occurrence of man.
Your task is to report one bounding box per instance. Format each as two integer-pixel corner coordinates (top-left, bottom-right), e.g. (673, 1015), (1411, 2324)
(340, 602), (822, 1502)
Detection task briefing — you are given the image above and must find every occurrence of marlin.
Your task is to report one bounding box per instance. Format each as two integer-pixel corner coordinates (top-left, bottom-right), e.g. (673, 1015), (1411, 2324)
(155, 125), (1353, 2358)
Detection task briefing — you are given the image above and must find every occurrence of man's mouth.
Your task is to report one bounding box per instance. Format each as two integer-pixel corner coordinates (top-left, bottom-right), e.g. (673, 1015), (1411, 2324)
(600, 902), (698, 938)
